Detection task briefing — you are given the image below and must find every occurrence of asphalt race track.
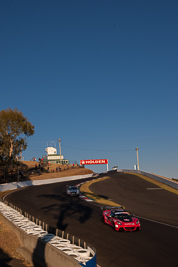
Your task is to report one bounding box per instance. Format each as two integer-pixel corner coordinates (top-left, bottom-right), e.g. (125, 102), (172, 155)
(5, 173), (178, 267)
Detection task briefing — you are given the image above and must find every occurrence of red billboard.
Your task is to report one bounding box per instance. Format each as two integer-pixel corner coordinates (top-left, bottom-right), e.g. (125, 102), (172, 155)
(80, 159), (108, 165)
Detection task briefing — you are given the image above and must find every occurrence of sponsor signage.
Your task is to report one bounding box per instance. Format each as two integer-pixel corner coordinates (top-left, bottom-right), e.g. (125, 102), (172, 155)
(80, 159), (108, 165)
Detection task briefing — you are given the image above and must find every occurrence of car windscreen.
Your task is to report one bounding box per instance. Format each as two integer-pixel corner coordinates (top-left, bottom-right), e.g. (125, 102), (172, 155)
(68, 186), (77, 190)
(114, 213), (132, 221)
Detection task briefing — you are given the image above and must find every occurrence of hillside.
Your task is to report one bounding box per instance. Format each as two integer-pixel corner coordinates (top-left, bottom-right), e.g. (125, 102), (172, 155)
(0, 161), (93, 184)
(22, 161), (93, 180)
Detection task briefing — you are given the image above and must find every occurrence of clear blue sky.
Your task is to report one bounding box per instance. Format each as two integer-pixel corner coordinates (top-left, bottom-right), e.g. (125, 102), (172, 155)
(1, 0), (178, 178)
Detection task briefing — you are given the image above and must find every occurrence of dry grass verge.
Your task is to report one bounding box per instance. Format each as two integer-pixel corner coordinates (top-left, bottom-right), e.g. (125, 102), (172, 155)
(0, 215), (33, 266)
(80, 176), (125, 207)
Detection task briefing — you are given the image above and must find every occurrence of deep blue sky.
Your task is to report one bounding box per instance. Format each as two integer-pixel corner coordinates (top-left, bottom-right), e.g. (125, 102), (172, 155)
(1, 0), (178, 178)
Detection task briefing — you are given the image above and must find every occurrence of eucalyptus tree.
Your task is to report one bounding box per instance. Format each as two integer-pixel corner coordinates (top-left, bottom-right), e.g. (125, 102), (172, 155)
(0, 108), (35, 178)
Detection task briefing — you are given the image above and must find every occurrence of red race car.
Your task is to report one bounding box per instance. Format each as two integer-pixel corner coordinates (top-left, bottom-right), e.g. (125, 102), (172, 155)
(101, 206), (141, 232)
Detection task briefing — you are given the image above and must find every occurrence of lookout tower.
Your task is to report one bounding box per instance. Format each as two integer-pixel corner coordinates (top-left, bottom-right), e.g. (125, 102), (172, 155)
(45, 146), (69, 164)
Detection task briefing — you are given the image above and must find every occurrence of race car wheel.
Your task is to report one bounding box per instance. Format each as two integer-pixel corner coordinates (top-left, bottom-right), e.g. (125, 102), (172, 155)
(101, 216), (105, 223)
(112, 223), (117, 231)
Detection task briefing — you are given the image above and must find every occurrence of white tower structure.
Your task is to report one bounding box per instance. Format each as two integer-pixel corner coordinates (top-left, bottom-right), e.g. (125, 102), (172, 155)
(44, 139), (69, 165)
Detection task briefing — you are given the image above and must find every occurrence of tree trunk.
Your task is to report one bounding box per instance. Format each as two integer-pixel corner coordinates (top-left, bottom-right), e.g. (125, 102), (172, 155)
(9, 139), (13, 157)
(17, 165), (19, 182)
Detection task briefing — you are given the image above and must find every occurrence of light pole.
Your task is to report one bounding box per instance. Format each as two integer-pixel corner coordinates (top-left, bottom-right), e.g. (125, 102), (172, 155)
(135, 147), (140, 170)
(58, 138), (62, 163)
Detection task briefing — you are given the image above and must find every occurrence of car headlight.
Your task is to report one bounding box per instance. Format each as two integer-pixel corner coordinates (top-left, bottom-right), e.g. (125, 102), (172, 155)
(116, 221), (122, 225)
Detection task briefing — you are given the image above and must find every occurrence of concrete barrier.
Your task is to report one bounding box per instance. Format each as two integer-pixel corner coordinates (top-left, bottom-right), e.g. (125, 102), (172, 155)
(118, 169), (178, 190)
(0, 212), (81, 266)
(0, 174), (93, 192)
(0, 201), (97, 267)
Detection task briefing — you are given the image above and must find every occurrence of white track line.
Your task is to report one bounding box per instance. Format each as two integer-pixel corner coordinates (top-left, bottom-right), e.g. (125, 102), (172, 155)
(137, 216), (178, 229)
(146, 188), (163, 190)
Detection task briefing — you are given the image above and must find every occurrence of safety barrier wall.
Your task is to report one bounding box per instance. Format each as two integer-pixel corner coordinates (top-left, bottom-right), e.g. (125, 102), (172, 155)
(0, 200), (97, 267)
(0, 174), (93, 192)
(0, 213), (80, 267)
(117, 169), (178, 190)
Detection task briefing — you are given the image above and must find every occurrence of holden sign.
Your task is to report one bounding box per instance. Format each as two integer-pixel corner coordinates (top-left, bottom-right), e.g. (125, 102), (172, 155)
(80, 159), (108, 165)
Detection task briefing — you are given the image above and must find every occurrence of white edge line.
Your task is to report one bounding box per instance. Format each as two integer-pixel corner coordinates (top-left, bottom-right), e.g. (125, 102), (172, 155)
(137, 216), (178, 229)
